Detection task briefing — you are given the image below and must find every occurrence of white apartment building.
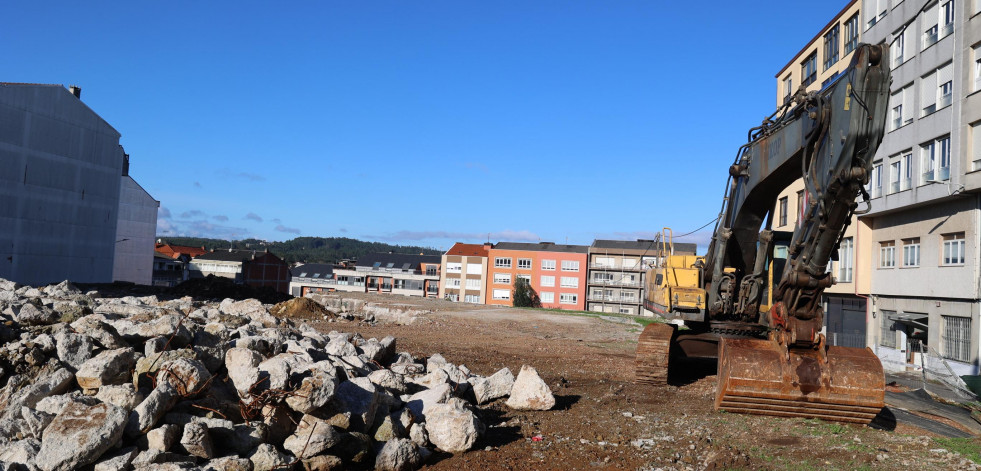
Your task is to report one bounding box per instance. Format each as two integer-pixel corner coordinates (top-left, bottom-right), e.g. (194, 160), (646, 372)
(862, 0), (981, 375)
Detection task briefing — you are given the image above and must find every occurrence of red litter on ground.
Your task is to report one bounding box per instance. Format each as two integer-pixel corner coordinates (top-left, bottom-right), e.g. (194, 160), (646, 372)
(532, 435), (543, 442)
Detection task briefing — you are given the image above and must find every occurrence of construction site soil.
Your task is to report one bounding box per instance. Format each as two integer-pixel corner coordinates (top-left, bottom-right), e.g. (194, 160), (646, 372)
(310, 293), (981, 471)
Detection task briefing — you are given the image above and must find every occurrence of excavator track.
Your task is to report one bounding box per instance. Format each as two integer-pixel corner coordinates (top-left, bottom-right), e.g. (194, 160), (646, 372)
(635, 323), (675, 385)
(716, 337), (885, 424)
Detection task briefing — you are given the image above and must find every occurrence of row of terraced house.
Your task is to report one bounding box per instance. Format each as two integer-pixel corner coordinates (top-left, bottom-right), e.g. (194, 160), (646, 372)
(289, 240), (694, 316)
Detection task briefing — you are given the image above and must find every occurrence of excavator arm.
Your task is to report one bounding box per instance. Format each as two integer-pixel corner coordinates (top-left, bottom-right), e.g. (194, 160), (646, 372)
(707, 43), (891, 423)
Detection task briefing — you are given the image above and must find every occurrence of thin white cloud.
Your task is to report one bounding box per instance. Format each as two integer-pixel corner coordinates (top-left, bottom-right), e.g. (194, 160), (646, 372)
(244, 212), (263, 223)
(275, 224), (301, 235)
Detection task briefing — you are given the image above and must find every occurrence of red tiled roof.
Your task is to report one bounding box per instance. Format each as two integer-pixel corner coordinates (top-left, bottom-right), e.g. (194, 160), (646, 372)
(446, 243), (489, 257)
(155, 243), (208, 259)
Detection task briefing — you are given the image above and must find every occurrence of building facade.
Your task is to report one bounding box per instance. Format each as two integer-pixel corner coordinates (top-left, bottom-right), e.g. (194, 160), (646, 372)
(289, 263), (336, 296)
(439, 243), (490, 304)
(485, 242), (588, 310)
(0, 83), (128, 285)
(113, 174), (159, 285)
(586, 239), (691, 316)
(189, 249), (291, 293)
(346, 253), (441, 298)
(861, 0), (981, 375)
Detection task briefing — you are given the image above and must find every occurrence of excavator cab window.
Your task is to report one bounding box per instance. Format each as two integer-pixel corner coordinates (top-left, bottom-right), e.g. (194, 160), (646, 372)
(655, 274), (663, 286)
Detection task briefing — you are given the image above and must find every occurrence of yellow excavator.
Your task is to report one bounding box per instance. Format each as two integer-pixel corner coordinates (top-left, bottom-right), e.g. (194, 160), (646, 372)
(637, 42), (891, 424)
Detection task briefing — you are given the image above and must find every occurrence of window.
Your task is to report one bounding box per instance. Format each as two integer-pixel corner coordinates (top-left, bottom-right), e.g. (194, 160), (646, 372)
(893, 27), (906, 68)
(801, 52), (817, 86)
(783, 75), (793, 103)
(446, 278), (461, 288)
(891, 83), (914, 130)
(561, 260), (580, 272)
(494, 257), (511, 268)
(464, 294), (480, 303)
(540, 275), (555, 287)
(943, 315), (971, 362)
(560, 277), (579, 288)
(972, 122), (981, 171)
(880, 241), (896, 268)
(891, 102), (903, 131)
(838, 237), (854, 282)
(796, 190), (805, 223)
(823, 24), (840, 71)
(941, 0), (955, 38)
(922, 70), (938, 115)
(921, 140), (937, 184)
(622, 258), (638, 268)
(517, 258), (532, 270)
(923, 0), (941, 48)
(778, 196), (788, 226)
(866, 0), (888, 28)
(595, 256), (615, 268)
(902, 152), (913, 190)
(889, 160), (901, 194)
(902, 238), (920, 267)
(446, 294), (459, 302)
(516, 274), (531, 283)
(540, 292), (554, 304)
(541, 259), (555, 270)
(466, 263), (482, 274)
(974, 44), (981, 93)
(492, 289), (510, 300)
(939, 135), (951, 180)
(871, 163), (883, 198)
(465, 278), (480, 290)
(844, 14), (859, 54)
(446, 263), (462, 273)
(559, 293), (578, 305)
(880, 310), (897, 348)
(493, 273), (511, 284)
(921, 62), (953, 115)
(939, 80), (953, 108)
(821, 71), (840, 89)
(942, 232), (966, 265)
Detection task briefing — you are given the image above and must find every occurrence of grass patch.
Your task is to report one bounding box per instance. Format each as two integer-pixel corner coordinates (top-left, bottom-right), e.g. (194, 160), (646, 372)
(933, 437), (981, 464)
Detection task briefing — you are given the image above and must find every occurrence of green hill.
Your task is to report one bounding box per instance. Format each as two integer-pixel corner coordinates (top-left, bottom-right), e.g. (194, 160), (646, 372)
(158, 236), (440, 265)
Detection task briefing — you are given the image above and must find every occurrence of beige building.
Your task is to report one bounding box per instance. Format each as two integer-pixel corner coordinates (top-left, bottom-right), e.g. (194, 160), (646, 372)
(439, 243), (490, 304)
(772, 0), (870, 348)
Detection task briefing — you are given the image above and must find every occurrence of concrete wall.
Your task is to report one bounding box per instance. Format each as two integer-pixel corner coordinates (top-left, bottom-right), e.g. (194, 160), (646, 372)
(0, 84), (124, 285)
(113, 176), (158, 285)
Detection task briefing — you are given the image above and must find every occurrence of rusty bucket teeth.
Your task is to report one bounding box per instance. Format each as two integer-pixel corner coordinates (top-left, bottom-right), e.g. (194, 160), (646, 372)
(715, 337), (884, 424)
(635, 323), (675, 385)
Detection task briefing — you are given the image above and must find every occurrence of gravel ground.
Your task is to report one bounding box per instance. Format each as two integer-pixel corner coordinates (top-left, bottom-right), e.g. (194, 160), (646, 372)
(312, 293), (981, 471)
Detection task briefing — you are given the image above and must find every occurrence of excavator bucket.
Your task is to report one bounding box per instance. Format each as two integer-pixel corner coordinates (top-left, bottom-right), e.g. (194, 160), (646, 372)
(715, 337), (884, 424)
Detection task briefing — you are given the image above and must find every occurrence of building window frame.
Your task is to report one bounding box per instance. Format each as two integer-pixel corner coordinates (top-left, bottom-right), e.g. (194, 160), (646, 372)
(838, 237), (854, 282)
(801, 52), (818, 87)
(844, 14), (859, 55)
(559, 293), (578, 305)
(942, 232), (966, 266)
(879, 241), (896, 268)
(823, 24), (840, 71)
(880, 310), (897, 348)
(493, 272), (511, 285)
(778, 196), (788, 226)
(902, 238), (921, 267)
(942, 315), (971, 362)
(494, 257), (512, 268)
(540, 275), (555, 287)
(561, 260), (580, 272)
(517, 258), (532, 270)
(541, 259), (556, 271)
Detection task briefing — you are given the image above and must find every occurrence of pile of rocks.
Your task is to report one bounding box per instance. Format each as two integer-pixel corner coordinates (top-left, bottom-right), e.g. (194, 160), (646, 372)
(0, 279), (556, 470)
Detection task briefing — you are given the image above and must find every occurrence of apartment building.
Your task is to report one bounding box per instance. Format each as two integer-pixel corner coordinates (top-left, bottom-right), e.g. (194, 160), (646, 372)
(485, 242), (588, 310)
(289, 263), (336, 296)
(861, 0), (981, 375)
(348, 253), (441, 298)
(439, 243), (490, 304)
(586, 240), (695, 316)
(772, 0), (873, 349)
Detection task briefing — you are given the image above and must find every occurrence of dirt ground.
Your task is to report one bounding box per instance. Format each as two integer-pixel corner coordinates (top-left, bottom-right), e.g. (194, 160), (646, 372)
(309, 294), (979, 471)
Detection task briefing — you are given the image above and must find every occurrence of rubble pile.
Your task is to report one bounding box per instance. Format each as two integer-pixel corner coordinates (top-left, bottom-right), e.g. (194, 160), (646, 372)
(0, 278), (556, 470)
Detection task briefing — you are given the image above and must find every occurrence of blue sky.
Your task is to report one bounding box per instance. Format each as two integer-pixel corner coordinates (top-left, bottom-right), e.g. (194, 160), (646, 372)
(5, 1), (848, 251)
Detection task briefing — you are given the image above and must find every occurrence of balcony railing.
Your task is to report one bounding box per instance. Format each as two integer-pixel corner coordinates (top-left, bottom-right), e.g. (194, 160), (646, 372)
(922, 169), (934, 183)
(588, 263), (643, 271)
(937, 166), (950, 181)
(939, 93), (952, 109)
(940, 22), (953, 39)
(889, 181), (900, 194)
(588, 295), (639, 303)
(590, 279), (642, 287)
(923, 27), (939, 49)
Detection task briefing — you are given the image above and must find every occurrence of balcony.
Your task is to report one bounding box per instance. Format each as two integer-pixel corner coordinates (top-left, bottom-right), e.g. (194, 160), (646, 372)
(940, 22), (953, 39)
(923, 27), (938, 49)
(937, 166), (950, 181)
(587, 294), (640, 303)
(922, 169), (934, 183)
(939, 93), (952, 109)
(589, 278), (642, 288)
(589, 263), (643, 271)
(889, 181), (900, 194)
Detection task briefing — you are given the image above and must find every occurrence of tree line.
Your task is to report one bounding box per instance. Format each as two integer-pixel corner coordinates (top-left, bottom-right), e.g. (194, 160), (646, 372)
(158, 236), (441, 265)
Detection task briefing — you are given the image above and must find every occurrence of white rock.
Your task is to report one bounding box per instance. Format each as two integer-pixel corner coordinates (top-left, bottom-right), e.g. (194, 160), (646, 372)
(147, 423), (181, 451)
(125, 383), (178, 437)
(0, 438), (40, 465)
(472, 367), (515, 404)
(93, 447), (139, 471)
(249, 443), (291, 471)
(409, 423), (428, 447)
(374, 438), (421, 471)
(334, 377), (380, 431)
(505, 365), (555, 411)
(283, 414), (340, 459)
(180, 422), (214, 459)
(54, 330), (95, 370)
(405, 383), (452, 421)
(96, 384), (144, 412)
(35, 401), (128, 471)
(425, 400), (483, 453)
(156, 357), (211, 395)
(225, 347), (263, 395)
(286, 369), (338, 414)
(76, 348), (136, 391)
